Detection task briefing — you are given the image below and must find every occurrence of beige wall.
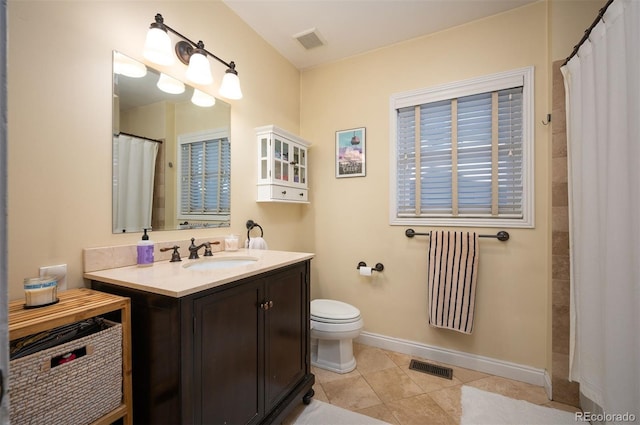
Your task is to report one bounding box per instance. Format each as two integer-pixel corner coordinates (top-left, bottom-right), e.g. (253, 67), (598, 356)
(7, 0), (604, 372)
(301, 2), (551, 369)
(7, 0), (305, 300)
(551, 0), (607, 62)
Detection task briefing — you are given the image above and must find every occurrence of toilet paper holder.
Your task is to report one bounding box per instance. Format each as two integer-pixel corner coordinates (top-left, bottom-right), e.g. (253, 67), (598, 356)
(357, 261), (384, 272)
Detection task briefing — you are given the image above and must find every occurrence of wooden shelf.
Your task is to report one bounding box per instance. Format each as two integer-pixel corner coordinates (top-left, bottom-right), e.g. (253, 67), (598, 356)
(9, 287), (133, 425)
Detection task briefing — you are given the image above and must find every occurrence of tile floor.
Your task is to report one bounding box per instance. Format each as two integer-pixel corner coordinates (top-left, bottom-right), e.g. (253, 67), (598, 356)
(294, 343), (581, 424)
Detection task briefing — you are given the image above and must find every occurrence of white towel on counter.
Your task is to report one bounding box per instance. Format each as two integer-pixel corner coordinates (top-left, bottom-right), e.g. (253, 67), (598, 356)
(246, 237), (269, 250)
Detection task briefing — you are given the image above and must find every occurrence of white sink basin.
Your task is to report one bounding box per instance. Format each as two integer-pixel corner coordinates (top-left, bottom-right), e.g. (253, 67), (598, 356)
(183, 256), (259, 271)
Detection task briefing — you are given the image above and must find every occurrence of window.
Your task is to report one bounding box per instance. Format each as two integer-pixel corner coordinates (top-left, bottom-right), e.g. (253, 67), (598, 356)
(390, 67), (534, 228)
(177, 129), (230, 223)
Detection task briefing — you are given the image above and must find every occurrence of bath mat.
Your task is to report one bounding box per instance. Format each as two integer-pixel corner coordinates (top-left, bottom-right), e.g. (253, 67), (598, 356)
(461, 385), (576, 425)
(286, 399), (390, 425)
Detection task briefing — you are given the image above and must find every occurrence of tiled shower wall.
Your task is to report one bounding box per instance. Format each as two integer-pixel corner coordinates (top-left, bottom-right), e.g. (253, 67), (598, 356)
(551, 60), (579, 407)
(151, 142), (165, 231)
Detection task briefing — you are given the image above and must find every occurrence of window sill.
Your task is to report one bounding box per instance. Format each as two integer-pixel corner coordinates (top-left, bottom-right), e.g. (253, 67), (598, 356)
(390, 216), (534, 229)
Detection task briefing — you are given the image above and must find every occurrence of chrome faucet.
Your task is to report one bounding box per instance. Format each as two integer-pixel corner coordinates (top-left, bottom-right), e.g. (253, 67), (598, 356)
(188, 238), (220, 259)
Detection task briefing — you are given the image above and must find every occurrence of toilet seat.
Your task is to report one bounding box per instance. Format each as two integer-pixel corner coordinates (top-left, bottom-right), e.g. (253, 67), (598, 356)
(311, 299), (361, 323)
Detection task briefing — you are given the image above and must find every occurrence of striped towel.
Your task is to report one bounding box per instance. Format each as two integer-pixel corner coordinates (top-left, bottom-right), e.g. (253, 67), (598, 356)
(427, 231), (479, 334)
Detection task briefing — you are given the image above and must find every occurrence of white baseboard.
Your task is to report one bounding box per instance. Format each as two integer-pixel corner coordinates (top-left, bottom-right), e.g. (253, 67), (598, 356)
(355, 331), (549, 393)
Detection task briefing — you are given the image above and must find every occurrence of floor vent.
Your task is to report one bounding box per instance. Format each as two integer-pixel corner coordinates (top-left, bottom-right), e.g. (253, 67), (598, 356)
(409, 359), (453, 380)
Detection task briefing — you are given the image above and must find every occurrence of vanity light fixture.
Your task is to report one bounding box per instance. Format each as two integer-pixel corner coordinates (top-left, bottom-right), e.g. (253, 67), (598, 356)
(184, 42), (213, 86)
(157, 73), (185, 94)
(143, 13), (243, 100)
(114, 52), (147, 78)
(143, 16), (174, 66)
(191, 89), (216, 107)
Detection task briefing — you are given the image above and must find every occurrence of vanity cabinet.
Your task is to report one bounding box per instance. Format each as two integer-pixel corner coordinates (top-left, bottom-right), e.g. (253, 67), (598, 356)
(256, 125), (311, 203)
(91, 260), (314, 425)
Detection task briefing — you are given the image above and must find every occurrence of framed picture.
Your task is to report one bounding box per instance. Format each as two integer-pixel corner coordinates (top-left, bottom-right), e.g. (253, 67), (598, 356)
(336, 127), (366, 178)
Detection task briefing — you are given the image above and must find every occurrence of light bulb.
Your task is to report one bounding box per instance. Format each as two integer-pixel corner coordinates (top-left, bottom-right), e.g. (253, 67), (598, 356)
(157, 73), (185, 94)
(219, 71), (243, 100)
(113, 52), (147, 78)
(186, 51), (213, 85)
(143, 27), (174, 66)
(191, 89), (216, 107)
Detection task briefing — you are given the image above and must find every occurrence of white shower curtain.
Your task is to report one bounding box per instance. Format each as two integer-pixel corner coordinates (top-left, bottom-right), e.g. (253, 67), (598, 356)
(112, 134), (159, 233)
(561, 0), (639, 419)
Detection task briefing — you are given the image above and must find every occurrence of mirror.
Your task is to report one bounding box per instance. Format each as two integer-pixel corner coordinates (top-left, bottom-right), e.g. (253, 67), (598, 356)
(112, 51), (231, 233)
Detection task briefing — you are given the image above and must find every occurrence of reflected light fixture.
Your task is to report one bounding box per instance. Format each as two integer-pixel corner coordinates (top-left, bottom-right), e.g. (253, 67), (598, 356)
(191, 89), (216, 107)
(157, 73), (185, 94)
(114, 52), (147, 78)
(143, 13), (243, 100)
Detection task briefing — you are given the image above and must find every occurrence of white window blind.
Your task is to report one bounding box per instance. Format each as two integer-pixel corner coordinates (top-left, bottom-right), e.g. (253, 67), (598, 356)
(178, 129), (230, 221)
(390, 67), (533, 228)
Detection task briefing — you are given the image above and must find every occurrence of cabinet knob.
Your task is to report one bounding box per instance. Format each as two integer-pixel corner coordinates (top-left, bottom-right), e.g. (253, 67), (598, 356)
(281, 190), (287, 195)
(299, 193), (304, 197)
(260, 301), (274, 310)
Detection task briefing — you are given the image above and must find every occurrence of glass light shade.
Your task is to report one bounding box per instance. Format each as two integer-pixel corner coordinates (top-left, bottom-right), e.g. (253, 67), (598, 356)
(157, 73), (185, 94)
(191, 89), (216, 107)
(143, 27), (174, 66)
(185, 51), (213, 85)
(219, 72), (243, 100)
(113, 52), (147, 78)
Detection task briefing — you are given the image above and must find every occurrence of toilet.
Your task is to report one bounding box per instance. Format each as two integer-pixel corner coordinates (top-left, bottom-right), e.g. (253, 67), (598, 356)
(310, 299), (364, 374)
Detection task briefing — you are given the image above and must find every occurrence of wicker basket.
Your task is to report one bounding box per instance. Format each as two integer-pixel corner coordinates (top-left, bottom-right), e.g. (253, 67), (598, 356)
(9, 320), (123, 425)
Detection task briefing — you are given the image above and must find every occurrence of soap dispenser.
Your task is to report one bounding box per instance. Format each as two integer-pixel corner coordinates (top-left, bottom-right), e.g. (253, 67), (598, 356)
(137, 229), (154, 266)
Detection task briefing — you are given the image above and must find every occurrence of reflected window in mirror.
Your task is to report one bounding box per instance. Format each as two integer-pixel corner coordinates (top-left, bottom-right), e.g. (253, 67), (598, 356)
(178, 129), (230, 224)
(112, 51), (231, 233)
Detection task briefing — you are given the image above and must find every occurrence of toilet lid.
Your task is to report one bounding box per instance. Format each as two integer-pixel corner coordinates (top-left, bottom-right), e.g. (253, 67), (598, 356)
(311, 299), (361, 321)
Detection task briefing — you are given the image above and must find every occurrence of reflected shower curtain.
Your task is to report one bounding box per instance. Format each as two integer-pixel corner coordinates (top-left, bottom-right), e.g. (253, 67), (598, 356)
(561, 0), (639, 419)
(112, 134), (159, 233)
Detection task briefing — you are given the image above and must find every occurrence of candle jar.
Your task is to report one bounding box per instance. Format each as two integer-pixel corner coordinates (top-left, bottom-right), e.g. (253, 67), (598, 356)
(24, 276), (58, 308)
(224, 235), (239, 251)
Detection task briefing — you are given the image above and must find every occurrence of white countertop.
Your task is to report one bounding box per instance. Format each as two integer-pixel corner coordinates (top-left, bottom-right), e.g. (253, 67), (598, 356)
(84, 249), (314, 298)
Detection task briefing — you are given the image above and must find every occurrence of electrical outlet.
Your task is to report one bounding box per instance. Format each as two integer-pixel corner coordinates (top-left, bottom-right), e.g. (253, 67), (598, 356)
(39, 264), (67, 291)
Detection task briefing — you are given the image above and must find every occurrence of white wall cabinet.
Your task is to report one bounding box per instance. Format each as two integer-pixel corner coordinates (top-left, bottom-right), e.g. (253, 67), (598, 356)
(256, 125), (311, 203)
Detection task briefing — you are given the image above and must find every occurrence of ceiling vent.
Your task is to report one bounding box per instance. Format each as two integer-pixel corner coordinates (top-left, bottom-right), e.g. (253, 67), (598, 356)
(294, 28), (324, 50)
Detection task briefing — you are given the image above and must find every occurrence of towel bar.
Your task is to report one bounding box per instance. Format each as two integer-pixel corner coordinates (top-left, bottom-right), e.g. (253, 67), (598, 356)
(405, 228), (509, 242)
(246, 219), (264, 242)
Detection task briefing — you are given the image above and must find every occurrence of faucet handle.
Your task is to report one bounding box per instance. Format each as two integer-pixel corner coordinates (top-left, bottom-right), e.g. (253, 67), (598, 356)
(160, 245), (182, 262)
(203, 241), (221, 257)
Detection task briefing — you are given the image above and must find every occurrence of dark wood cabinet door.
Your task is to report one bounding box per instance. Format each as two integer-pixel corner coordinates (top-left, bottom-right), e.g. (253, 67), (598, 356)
(91, 282), (184, 425)
(264, 265), (306, 410)
(194, 280), (264, 425)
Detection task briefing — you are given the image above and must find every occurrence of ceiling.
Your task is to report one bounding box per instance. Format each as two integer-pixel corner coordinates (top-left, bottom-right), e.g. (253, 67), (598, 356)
(222, 0), (538, 70)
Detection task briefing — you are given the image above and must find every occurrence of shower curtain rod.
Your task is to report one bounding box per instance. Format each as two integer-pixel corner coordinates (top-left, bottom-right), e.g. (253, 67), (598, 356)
(562, 0), (615, 67)
(115, 131), (163, 144)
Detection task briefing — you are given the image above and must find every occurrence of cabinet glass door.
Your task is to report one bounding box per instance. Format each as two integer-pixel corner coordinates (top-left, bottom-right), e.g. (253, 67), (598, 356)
(292, 146), (307, 185)
(274, 137), (290, 183)
(260, 137), (269, 180)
